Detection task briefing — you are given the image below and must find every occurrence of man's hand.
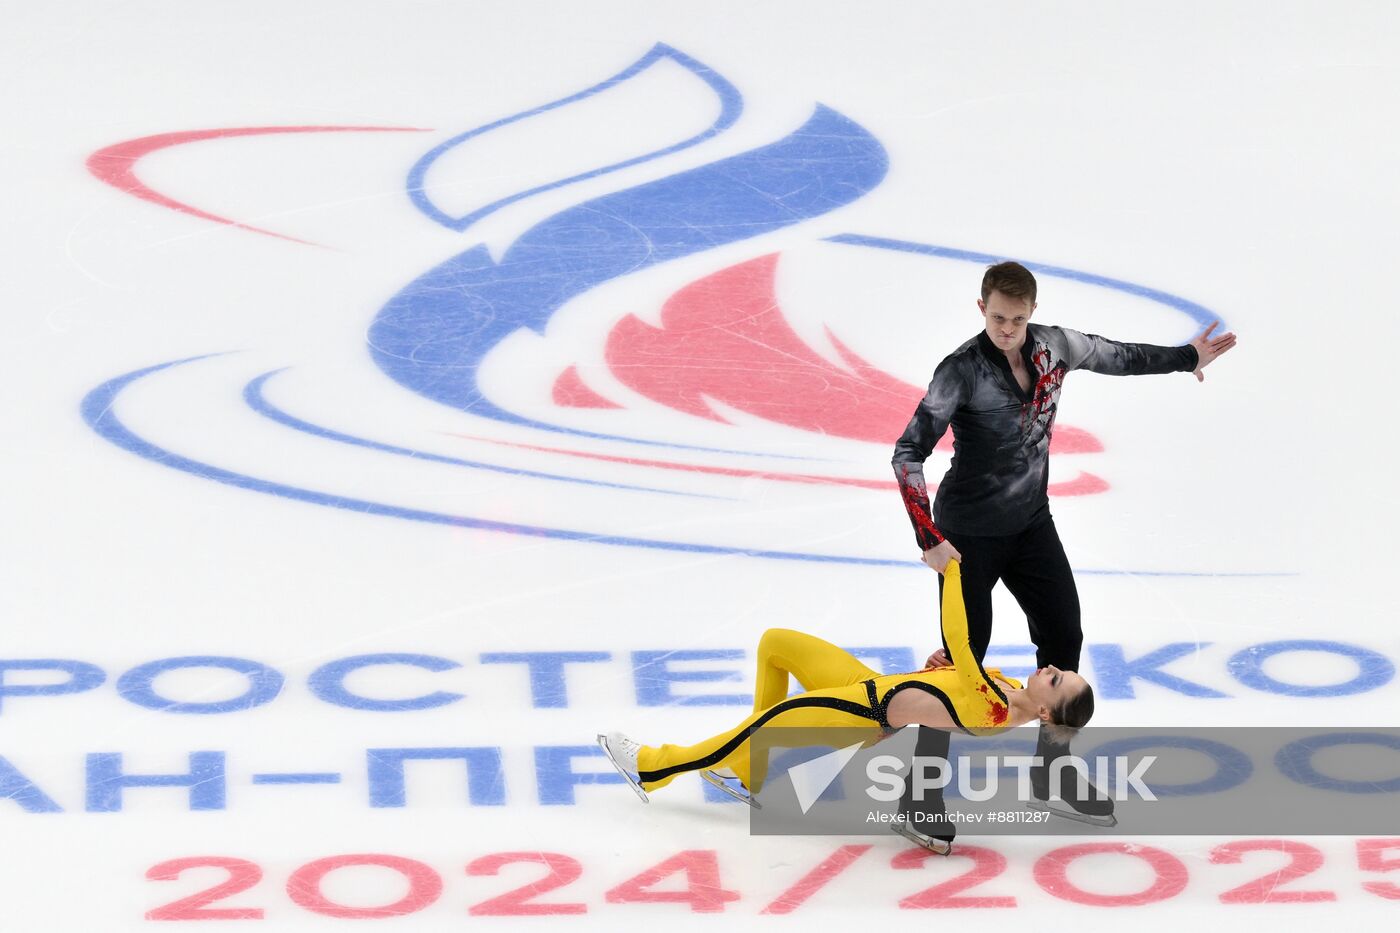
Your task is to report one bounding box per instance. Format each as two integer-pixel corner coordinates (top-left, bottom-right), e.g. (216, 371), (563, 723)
(921, 539), (961, 573)
(1189, 320), (1237, 382)
(922, 647), (952, 670)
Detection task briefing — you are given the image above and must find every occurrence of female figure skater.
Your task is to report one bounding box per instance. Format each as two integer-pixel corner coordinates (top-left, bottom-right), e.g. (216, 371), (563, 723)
(599, 561), (1095, 849)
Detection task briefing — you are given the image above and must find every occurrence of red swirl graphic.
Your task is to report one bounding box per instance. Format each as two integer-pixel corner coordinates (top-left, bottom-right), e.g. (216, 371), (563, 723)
(87, 126), (431, 244)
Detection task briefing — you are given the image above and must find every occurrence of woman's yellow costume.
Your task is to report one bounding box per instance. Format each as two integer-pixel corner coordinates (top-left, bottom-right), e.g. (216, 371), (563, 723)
(636, 561), (1021, 791)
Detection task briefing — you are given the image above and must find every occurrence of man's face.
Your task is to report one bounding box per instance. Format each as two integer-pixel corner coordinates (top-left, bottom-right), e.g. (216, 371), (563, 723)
(978, 290), (1035, 352)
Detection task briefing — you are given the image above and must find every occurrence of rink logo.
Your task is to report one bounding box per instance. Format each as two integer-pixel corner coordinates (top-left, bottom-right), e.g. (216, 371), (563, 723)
(1, 730), (1397, 828)
(0, 638), (1391, 718)
(79, 44), (1250, 574)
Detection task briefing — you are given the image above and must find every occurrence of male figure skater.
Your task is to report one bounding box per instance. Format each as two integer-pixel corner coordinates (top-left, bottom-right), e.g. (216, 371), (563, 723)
(891, 261), (1236, 847)
(601, 561), (1094, 856)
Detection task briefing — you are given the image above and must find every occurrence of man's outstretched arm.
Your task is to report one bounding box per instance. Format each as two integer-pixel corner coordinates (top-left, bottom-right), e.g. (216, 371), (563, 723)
(1058, 319), (1236, 378)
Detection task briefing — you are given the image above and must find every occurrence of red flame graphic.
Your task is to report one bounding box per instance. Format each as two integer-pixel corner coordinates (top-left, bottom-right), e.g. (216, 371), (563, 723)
(604, 253), (1100, 453)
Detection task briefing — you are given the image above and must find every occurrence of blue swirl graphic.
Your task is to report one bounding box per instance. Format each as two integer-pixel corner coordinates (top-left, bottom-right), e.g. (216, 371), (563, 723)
(372, 104), (889, 450)
(79, 44), (1272, 575)
(830, 235), (1228, 332)
(408, 43), (743, 233)
(82, 356), (1288, 577)
(242, 369), (723, 499)
(82, 359), (910, 569)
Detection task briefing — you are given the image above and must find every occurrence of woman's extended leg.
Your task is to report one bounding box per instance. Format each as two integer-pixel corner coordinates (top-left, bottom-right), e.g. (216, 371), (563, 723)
(638, 631), (883, 793)
(751, 628), (879, 712)
(636, 692), (881, 793)
(637, 706), (769, 792)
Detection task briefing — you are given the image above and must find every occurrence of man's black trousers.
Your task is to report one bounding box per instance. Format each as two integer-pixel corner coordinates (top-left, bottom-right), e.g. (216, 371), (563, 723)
(937, 514), (1083, 671)
(900, 515), (1083, 827)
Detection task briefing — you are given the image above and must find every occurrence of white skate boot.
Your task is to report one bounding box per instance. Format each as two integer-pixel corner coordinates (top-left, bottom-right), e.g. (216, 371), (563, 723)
(597, 732), (649, 803)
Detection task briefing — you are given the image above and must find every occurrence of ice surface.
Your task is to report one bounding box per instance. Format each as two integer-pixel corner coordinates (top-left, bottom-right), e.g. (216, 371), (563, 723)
(3, 1), (1398, 928)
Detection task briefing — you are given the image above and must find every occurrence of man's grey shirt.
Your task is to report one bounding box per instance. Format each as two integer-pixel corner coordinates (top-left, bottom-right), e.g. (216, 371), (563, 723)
(892, 323), (1198, 546)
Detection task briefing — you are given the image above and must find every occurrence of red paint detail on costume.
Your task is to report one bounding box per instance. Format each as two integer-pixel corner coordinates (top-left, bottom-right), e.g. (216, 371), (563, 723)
(449, 433), (893, 490)
(976, 682), (1008, 723)
(1026, 344), (1098, 451)
(1023, 344), (1068, 433)
(551, 366), (621, 409)
(896, 463), (944, 544)
(1031, 345), (1053, 376)
(86, 126), (431, 244)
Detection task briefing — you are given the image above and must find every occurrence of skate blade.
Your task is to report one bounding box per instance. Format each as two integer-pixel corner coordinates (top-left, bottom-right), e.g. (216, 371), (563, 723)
(700, 769), (760, 809)
(1026, 798), (1117, 828)
(890, 821), (952, 856)
(596, 734), (649, 803)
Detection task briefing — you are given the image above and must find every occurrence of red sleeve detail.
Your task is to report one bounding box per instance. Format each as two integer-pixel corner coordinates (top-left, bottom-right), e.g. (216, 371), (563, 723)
(896, 464), (945, 550)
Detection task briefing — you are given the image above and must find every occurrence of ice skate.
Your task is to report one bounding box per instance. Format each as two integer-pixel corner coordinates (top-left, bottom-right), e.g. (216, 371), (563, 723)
(897, 727), (955, 853)
(1027, 726), (1117, 827)
(1025, 795), (1116, 827)
(1027, 765), (1117, 827)
(700, 768), (759, 808)
(597, 732), (649, 803)
(890, 819), (952, 856)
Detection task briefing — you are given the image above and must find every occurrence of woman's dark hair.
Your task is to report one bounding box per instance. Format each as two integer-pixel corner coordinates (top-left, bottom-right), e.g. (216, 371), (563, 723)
(981, 261), (1037, 305)
(1051, 682), (1095, 729)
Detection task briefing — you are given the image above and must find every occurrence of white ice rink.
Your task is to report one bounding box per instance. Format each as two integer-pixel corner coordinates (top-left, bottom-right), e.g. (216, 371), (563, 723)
(4, 1), (1399, 928)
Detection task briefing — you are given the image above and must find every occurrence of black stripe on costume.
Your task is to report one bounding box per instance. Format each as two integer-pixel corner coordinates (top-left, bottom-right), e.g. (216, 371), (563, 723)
(972, 657), (1008, 706)
(939, 570), (1008, 708)
(636, 695), (880, 784)
(878, 681), (969, 734)
(942, 625), (1008, 708)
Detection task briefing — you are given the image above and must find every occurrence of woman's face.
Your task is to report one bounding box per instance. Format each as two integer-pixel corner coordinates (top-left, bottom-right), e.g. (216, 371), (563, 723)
(1026, 665), (1088, 716)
